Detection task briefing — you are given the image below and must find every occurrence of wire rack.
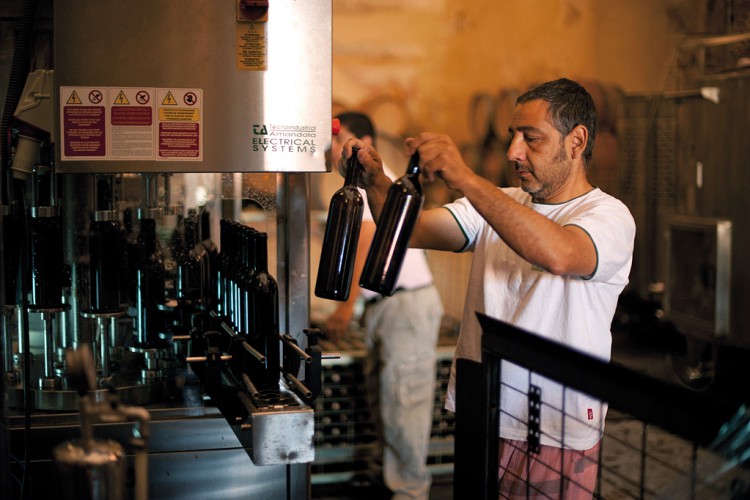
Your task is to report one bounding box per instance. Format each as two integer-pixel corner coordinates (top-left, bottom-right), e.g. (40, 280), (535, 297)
(454, 313), (750, 499)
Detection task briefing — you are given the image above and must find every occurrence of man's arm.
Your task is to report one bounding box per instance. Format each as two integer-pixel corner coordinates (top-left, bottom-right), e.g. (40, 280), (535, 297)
(447, 173), (596, 276)
(406, 132), (597, 277)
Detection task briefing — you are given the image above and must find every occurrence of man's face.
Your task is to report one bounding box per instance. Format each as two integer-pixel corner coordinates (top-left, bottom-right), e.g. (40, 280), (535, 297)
(506, 99), (573, 203)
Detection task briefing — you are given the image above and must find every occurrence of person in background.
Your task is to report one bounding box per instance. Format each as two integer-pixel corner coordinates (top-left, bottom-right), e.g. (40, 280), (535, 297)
(323, 112), (444, 499)
(339, 80), (635, 499)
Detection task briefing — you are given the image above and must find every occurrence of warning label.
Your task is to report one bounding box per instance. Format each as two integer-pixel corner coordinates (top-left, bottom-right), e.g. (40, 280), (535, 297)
(159, 122), (200, 158)
(237, 23), (267, 71)
(111, 107), (152, 126)
(109, 88), (154, 159)
(63, 106), (106, 157)
(157, 88), (202, 161)
(159, 108), (200, 122)
(60, 86), (202, 161)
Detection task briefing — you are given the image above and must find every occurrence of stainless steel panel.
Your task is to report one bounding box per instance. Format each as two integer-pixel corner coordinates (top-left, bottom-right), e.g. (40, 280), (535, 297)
(149, 450), (301, 499)
(670, 73), (750, 345)
(250, 399), (315, 465)
(11, 408), (308, 499)
(663, 215), (732, 338)
(54, 0), (332, 173)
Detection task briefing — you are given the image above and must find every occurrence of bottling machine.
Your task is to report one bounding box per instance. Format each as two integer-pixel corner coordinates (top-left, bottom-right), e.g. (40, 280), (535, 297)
(2, 1), (333, 498)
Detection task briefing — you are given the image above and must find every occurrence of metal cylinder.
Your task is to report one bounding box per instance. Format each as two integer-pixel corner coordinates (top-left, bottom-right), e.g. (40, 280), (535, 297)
(89, 213), (122, 313)
(29, 207), (64, 309)
(53, 439), (126, 500)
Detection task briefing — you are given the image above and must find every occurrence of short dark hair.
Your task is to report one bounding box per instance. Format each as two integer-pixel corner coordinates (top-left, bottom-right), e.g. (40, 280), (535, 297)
(336, 111), (377, 146)
(517, 78), (597, 164)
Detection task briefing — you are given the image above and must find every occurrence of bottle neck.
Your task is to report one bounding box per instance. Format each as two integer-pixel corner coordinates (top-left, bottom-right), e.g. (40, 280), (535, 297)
(344, 147), (362, 187)
(231, 222), (242, 263)
(254, 232), (269, 274)
(406, 150), (420, 177)
(184, 218), (197, 248)
(139, 218), (158, 254)
(219, 219), (227, 252)
(244, 227), (256, 270)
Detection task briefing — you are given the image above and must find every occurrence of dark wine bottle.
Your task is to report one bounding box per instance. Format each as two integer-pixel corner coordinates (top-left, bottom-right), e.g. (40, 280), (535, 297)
(200, 209), (219, 310)
(247, 231), (280, 393)
(89, 210), (122, 313)
(315, 147), (365, 301)
(216, 219), (228, 316)
(360, 151), (423, 296)
(28, 207), (64, 309)
(136, 217), (166, 346)
(176, 210), (208, 307)
(238, 225), (257, 337)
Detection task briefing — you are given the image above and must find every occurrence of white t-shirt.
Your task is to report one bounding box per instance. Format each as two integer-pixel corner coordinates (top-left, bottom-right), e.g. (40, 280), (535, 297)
(358, 163), (434, 300)
(443, 187), (635, 450)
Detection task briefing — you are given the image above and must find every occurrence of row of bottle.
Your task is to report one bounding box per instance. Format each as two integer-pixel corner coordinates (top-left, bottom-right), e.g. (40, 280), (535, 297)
(89, 210), (284, 391)
(79, 208), (215, 346)
(215, 220), (280, 391)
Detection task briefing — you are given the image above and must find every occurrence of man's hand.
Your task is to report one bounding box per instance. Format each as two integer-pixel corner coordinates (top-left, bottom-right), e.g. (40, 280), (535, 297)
(339, 138), (391, 191)
(405, 132), (476, 192)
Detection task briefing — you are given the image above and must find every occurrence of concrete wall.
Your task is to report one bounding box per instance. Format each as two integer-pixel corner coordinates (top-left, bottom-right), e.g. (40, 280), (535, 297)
(331, 0), (697, 143)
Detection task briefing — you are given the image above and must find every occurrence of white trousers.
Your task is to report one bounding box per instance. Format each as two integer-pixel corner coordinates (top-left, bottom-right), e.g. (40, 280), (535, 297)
(362, 285), (444, 500)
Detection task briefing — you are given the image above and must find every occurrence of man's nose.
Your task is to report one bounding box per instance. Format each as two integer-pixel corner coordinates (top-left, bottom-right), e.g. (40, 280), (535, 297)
(506, 137), (524, 163)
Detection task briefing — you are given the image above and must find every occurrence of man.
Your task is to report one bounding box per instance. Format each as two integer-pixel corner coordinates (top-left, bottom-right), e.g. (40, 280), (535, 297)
(323, 112), (444, 500)
(340, 79), (635, 498)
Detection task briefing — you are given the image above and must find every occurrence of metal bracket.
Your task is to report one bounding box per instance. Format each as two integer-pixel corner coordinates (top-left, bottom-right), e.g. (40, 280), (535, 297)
(528, 384), (541, 454)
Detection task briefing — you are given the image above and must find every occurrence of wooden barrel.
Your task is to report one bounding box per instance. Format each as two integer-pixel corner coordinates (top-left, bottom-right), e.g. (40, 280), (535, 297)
(578, 79), (625, 135)
(492, 87), (521, 144)
(588, 130), (619, 194)
(468, 92), (495, 140)
(460, 142), (483, 172)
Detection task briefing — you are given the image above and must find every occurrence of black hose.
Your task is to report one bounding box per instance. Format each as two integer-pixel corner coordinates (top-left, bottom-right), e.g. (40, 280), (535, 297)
(1, 3), (41, 499)
(1, 0), (40, 205)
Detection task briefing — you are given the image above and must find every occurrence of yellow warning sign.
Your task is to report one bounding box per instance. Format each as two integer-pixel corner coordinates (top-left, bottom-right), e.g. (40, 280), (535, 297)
(237, 23), (267, 71)
(162, 92), (178, 105)
(113, 91), (130, 105)
(66, 91), (82, 104)
(159, 108), (200, 122)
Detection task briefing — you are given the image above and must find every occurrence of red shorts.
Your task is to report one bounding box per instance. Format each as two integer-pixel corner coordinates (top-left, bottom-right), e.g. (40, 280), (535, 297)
(498, 439), (601, 499)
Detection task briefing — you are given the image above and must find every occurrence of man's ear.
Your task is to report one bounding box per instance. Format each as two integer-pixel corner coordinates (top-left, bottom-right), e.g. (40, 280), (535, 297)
(568, 125), (588, 160)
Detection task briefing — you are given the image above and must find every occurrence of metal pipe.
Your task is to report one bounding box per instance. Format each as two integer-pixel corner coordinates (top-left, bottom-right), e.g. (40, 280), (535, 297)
(186, 355), (232, 363)
(284, 372), (312, 399)
(3, 307), (14, 373)
(42, 311), (55, 380)
(97, 317), (110, 378)
(241, 373), (260, 399)
(242, 341), (265, 363)
(281, 335), (311, 363)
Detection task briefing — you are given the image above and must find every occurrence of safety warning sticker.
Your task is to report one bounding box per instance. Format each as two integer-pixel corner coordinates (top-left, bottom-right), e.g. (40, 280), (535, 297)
(157, 89), (202, 160)
(61, 87), (107, 159)
(110, 87), (154, 160)
(60, 86), (203, 162)
(237, 22), (267, 71)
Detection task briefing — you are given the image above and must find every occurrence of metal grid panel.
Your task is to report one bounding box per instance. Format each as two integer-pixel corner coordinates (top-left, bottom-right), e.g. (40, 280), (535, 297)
(454, 313), (750, 499)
